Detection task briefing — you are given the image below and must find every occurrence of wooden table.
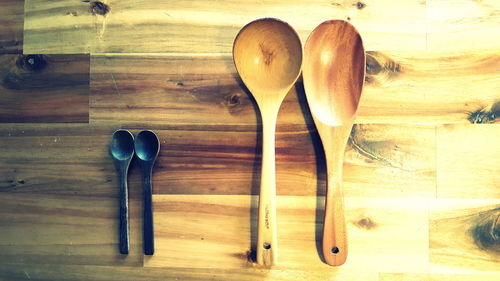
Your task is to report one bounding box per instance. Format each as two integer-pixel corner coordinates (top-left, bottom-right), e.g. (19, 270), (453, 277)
(1, 0), (499, 280)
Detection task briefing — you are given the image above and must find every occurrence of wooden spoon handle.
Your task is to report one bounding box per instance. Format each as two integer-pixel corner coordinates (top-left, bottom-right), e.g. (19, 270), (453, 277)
(317, 123), (352, 266)
(322, 179), (347, 265)
(118, 166), (130, 255)
(257, 114), (278, 266)
(143, 170), (154, 255)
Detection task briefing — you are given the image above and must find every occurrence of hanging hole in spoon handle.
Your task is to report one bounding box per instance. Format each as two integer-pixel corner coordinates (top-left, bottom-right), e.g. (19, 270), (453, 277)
(256, 115), (279, 266)
(322, 168), (348, 266)
(256, 195), (278, 266)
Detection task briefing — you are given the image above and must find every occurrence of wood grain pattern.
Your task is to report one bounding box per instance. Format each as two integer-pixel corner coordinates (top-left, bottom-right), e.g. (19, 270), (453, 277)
(90, 51), (499, 125)
(0, 192), (143, 267)
(24, 0), (426, 54)
(149, 123), (436, 197)
(146, 195), (429, 272)
(430, 199), (500, 271)
(345, 124), (436, 198)
(0, 54), (90, 123)
(0, 123), (436, 198)
(0, 124), (120, 196)
(436, 124), (500, 198)
(361, 50), (499, 124)
(427, 0), (500, 50)
(380, 273), (500, 281)
(0, 0), (23, 53)
(0, 264), (378, 281)
(1, 0), (499, 279)
(90, 55), (251, 126)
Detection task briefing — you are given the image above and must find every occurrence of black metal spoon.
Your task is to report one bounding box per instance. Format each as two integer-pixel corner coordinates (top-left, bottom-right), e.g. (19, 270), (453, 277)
(134, 130), (160, 255)
(110, 129), (135, 255)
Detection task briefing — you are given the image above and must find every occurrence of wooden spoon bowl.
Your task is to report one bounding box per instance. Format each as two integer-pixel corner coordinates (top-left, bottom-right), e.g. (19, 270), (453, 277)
(304, 20), (365, 126)
(233, 18), (303, 104)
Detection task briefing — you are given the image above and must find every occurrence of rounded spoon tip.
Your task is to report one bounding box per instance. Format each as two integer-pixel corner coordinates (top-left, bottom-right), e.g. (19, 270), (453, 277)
(134, 130), (160, 162)
(110, 129), (135, 161)
(233, 17), (303, 99)
(303, 20), (365, 126)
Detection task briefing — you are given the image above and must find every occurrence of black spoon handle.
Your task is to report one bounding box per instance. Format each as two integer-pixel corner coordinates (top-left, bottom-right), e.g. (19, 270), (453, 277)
(143, 170), (154, 255)
(118, 166), (130, 254)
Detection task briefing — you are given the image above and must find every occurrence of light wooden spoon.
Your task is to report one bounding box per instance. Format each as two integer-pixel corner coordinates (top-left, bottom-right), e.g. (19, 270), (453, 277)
(302, 20), (365, 266)
(233, 18), (302, 266)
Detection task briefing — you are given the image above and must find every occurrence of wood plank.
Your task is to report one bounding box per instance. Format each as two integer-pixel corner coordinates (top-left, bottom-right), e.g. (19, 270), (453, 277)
(23, 0), (426, 54)
(89, 55), (255, 126)
(380, 273), (500, 281)
(436, 124), (500, 198)
(361, 50), (499, 124)
(430, 199), (500, 271)
(0, 192), (143, 267)
(427, 0), (500, 50)
(344, 124), (436, 198)
(90, 51), (499, 125)
(0, 54), (90, 123)
(0, 0), (23, 53)
(0, 123), (436, 198)
(131, 123), (435, 198)
(0, 264), (378, 281)
(0, 124), (122, 196)
(145, 195), (429, 272)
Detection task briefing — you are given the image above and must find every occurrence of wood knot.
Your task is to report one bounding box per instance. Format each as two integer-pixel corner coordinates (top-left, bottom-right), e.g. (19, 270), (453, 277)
(385, 61), (401, 73)
(365, 54), (381, 75)
(365, 52), (403, 83)
(230, 249), (256, 263)
(17, 55), (47, 72)
(223, 93), (246, 116)
(353, 217), (377, 230)
(228, 93), (241, 106)
(470, 208), (500, 253)
(467, 102), (499, 124)
(90, 1), (110, 16)
(349, 124), (406, 170)
(246, 249), (256, 262)
(356, 2), (366, 9)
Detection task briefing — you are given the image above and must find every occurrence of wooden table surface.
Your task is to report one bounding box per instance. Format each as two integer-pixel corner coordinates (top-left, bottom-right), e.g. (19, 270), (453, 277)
(1, 0), (499, 280)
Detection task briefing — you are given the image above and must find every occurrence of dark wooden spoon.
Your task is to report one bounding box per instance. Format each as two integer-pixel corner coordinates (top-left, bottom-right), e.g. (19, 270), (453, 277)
(110, 129), (135, 254)
(134, 130), (160, 255)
